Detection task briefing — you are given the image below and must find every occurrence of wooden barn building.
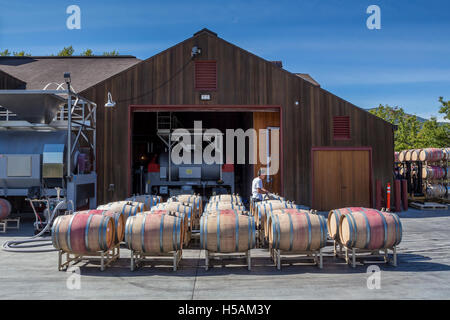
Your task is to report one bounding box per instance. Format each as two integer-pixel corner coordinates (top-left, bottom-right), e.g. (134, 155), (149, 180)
(0, 28), (394, 210)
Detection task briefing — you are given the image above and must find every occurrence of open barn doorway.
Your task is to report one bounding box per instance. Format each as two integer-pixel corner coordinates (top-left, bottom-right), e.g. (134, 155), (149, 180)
(128, 106), (281, 202)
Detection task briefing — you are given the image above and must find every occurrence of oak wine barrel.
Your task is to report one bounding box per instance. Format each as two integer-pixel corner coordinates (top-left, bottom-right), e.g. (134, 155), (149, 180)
(339, 209), (402, 250)
(76, 210), (125, 243)
(205, 202), (245, 212)
(151, 202), (194, 227)
(410, 149), (422, 161)
(125, 213), (183, 254)
(267, 211), (327, 252)
(200, 210), (256, 253)
(209, 194), (243, 204)
(426, 184), (447, 198)
(398, 150), (407, 162)
(98, 201), (144, 218)
(52, 214), (116, 254)
(327, 207), (366, 240)
(175, 194), (203, 215)
(126, 195), (162, 211)
(419, 148), (445, 162)
(0, 198), (12, 220)
(443, 148), (450, 160)
(422, 166), (446, 180)
(254, 201), (300, 228)
(405, 150), (413, 161)
(138, 210), (188, 246)
(264, 208), (310, 240)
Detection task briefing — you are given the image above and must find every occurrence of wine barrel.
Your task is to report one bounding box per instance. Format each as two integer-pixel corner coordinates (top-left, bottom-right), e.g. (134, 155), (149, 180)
(398, 150), (407, 162)
(98, 201), (144, 218)
(422, 166), (446, 179)
(126, 195), (161, 211)
(405, 150), (413, 161)
(205, 202), (245, 212)
(175, 194), (203, 215)
(151, 202), (194, 226)
(209, 194), (242, 203)
(125, 214), (183, 254)
(339, 209), (402, 250)
(0, 198), (12, 220)
(200, 210), (256, 253)
(327, 207), (366, 240)
(267, 211), (327, 252)
(443, 148), (450, 160)
(52, 214), (116, 254)
(426, 184), (447, 198)
(419, 148), (445, 162)
(254, 201), (299, 228)
(138, 210), (188, 246)
(203, 209), (248, 216)
(265, 208), (310, 240)
(76, 210), (125, 243)
(410, 149), (422, 161)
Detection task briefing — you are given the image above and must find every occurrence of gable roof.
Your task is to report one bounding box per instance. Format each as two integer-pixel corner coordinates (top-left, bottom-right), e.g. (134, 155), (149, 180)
(0, 56), (141, 92)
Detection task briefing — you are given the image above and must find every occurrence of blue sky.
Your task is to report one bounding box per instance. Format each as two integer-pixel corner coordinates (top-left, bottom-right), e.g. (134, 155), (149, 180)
(1, 0), (449, 121)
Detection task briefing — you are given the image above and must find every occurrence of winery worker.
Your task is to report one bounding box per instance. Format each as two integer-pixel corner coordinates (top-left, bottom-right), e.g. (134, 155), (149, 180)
(252, 169), (270, 202)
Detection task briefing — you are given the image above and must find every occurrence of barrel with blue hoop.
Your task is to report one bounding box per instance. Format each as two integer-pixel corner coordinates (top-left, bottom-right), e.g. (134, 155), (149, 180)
(139, 209), (188, 246)
(51, 213), (115, 254)
(264, 208), (309, 240)
(200, 209), (256, 253)
(255, 201), (299, 230)
(176, 194), (203, 216)
(0, 198), (12, 220)
(151, 202), (194, 229)
(205, 202), (245, 212)
(76, 209), (125, 243)
(126, 195), (162, 211)
(124, 213), (183, 254)
(327, 207), (365, 240)
(209, 194), (243, 204)
(97, 201), (144, 219)
(267, 211), (327, 252)
(339, 209), (402, 250)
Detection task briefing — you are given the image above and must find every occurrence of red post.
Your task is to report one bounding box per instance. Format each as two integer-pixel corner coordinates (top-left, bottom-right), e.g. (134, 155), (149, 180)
(386, 183), (391, 211)
(394, 180), (401, 212)
(401, 179), (408, 211)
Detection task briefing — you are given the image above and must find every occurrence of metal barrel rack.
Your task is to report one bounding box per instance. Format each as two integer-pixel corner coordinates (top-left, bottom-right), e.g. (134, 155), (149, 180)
(270, 248), (323, 270)
(333, 240), (397, 268)
(130, 250), (182, 272)
(205, 250), (252, 271)
(0, 217), (20, 233)
(58, 244), (120, 272)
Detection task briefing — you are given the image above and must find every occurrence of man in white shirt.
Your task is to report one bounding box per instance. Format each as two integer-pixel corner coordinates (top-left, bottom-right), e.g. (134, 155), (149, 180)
(252, 169), (270, 202)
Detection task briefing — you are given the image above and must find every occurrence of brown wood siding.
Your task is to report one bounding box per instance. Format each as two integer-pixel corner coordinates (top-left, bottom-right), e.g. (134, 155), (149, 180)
(80, 31), (394, 207)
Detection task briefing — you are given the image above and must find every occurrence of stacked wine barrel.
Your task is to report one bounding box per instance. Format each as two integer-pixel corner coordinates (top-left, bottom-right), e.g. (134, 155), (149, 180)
(0, 198), (12, 221)
(327, 207), (402, 250)
(398, 147), (449, 200)
(52, 211), (118, 254)
(200, 194), (256, 253)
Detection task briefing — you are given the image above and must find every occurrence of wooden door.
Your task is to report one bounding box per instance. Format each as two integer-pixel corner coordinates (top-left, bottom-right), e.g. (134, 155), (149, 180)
(313, 150), (371, 211)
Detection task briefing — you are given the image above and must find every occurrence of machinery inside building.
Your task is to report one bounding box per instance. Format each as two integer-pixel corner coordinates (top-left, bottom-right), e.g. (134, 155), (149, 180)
(131, 111), (257, 200)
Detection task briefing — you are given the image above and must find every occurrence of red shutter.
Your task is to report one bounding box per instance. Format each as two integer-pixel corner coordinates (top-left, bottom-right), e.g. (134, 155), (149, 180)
(195, 60), (217, 91)
(333, 116), (351, 140)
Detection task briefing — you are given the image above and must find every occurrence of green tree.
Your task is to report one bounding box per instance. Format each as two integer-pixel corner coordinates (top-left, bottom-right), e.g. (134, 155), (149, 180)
(438, 97), (449, 120)
(57, 46), (75, 56)
(416, 117), (450, 148)
(369, 105), (421, 151)
(82, 49), (93, 56)
(103, 50), (119, 56)
(0, 49), (11, 56)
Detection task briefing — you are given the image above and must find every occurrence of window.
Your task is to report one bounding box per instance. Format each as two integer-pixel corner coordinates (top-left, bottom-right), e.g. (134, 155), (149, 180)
(195, 60), (217, 91)
(333, 116), (350, 140)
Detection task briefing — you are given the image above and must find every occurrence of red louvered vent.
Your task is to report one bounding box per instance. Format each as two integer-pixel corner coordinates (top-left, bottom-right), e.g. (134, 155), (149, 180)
(195, 60), (217, 91)
(333, 116), (351, 140)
